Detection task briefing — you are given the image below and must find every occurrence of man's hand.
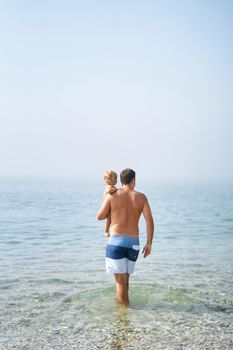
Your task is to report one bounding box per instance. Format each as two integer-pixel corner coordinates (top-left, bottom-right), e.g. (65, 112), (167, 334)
(142, 243), (152, 258)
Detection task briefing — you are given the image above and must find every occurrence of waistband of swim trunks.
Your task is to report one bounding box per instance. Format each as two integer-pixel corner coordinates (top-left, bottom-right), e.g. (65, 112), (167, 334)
(108, 234), (139, 248)
(110, 233), (139, 238)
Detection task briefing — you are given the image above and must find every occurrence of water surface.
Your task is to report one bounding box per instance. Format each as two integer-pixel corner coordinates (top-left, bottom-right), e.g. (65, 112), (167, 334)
(0, 179), (232, 349)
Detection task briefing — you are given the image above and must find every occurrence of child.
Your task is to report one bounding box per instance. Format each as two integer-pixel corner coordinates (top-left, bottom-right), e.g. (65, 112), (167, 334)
(103, 170), (117, 237)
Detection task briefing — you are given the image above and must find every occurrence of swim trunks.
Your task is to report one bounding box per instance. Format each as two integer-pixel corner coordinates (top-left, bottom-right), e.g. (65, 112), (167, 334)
(105, 234), (140, 274)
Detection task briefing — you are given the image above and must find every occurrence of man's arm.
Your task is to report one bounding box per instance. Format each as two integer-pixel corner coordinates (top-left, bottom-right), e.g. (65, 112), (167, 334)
(104, 212), (111, 237)
(97, 194), (111, 220)
(142, 197), (154, 258)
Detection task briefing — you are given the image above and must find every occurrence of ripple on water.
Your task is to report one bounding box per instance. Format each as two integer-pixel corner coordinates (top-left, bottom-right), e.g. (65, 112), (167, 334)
(6, 240), (22, 245)
(52, 283), (233, 318)
(38, 278), (75, 285)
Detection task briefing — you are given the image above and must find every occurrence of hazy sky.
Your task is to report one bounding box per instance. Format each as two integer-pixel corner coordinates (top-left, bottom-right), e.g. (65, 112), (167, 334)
(0, 0), (232, 183)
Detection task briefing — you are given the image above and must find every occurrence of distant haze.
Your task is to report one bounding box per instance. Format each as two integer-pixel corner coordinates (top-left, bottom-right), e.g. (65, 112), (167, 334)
(0, 1), (232, 183)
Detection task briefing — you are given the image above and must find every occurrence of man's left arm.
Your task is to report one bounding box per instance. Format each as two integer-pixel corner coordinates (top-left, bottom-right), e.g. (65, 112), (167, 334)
(142, 196), (154, 258)
(97, 194), (111, 220)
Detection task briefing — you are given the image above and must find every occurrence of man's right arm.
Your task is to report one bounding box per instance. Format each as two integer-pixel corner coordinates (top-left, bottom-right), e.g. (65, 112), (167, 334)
(142, 196), (154, 258)
(97, 195), (111, 220)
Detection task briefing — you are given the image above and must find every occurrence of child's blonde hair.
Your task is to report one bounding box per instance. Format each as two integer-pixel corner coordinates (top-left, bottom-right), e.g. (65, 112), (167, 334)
(104, 170), (117, 186)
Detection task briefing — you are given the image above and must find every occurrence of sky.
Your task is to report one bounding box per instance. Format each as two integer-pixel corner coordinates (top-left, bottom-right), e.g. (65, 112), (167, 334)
(0, 0), (232, 183)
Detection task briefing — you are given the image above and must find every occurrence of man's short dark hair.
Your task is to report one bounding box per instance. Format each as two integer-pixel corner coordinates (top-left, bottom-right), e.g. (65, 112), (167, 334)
(120, 168), (136, 185)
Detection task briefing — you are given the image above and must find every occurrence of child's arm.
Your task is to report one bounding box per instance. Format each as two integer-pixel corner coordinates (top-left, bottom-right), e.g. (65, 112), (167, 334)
(108, 186), (117, 194)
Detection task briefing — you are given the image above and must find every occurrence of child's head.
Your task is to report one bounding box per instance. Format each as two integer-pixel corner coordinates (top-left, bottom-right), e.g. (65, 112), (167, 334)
(104, 170), (117, 186)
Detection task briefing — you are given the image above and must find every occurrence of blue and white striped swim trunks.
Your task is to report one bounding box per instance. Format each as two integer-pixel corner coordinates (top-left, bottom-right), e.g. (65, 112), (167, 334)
(106, 234), (140, 274)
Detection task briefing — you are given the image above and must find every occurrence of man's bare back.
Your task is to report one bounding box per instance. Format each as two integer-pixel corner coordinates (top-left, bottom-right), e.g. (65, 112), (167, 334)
(97, 178), (154, 253)
(108, 188), (146, 236)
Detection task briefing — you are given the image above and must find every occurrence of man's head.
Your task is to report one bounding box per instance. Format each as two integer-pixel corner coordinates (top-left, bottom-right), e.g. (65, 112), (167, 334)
(120, 168), (136, 186)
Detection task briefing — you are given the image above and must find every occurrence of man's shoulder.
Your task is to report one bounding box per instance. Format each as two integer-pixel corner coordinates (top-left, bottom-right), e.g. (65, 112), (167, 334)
(134, 191), (147, 201)
(107, 186), (118, 195)
(105, 188), (119, 200)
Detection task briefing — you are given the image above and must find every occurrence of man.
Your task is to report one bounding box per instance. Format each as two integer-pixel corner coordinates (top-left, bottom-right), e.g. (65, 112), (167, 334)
(97, 168), (154, 306)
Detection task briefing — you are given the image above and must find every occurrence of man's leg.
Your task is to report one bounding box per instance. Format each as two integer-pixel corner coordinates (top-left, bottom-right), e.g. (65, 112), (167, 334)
(126, 273), (130, 296)
(114, 273), (130, 305)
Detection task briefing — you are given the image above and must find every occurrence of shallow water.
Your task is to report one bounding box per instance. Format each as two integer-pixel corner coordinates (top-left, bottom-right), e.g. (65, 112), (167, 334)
(0, 179), (232, 349)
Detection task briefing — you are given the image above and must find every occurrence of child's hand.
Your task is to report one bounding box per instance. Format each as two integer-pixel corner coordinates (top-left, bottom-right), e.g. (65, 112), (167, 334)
(108, 187), (117, 194)
(105, 232), (110, 237)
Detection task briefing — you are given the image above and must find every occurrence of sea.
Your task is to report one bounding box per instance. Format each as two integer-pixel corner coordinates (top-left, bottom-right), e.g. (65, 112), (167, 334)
(0, 178), (232, 350)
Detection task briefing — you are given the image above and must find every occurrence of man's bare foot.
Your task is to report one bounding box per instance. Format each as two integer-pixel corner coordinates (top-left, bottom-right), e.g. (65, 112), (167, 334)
(105, 232), (110, 237)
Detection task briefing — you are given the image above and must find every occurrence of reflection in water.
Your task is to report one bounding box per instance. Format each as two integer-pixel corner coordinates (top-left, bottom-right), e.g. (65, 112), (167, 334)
(107, 303), (135, 350)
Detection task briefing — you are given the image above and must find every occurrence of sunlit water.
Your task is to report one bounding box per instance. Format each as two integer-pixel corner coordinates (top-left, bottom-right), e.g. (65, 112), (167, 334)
(0, 178), (232, 349)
